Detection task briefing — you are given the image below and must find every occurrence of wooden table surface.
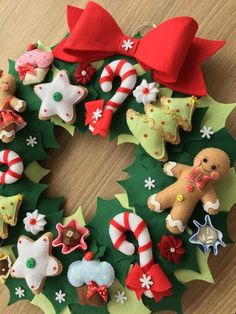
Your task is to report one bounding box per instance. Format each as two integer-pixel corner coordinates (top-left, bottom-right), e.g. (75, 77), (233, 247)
(0, 0), (236, 313)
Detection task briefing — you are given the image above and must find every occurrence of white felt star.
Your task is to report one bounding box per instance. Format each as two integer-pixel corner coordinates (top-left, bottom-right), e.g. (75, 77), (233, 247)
(55, 290), (66, 304)
(11, 232), (62, 294)
(26, 136), (38, 147)
(92, 108), (103, 121)
(15, 286), (25, 298)
(34, 70), (87, 124)
(114, 290), (127, 304)
(200, 126), (214, 139)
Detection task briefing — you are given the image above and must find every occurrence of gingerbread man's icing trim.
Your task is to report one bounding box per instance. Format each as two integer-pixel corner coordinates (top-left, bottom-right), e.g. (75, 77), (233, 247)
(203, 199), (220, 214)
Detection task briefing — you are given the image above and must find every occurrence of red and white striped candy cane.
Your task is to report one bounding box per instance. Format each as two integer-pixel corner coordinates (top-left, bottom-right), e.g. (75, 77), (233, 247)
(109, 212), (154, 271)
(0, 149), (24, 185)
(86, 59), (137, 137)
(100, 59), (137, 112)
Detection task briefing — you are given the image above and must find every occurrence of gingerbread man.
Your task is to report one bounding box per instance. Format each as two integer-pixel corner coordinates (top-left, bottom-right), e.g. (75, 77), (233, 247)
(0, 71), (27, 143)
(147, 148), (230, 234)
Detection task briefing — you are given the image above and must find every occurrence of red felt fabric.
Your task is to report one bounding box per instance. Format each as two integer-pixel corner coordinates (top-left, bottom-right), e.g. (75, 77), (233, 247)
(125, 263), (172, 302)
(53, 1), (225, 96)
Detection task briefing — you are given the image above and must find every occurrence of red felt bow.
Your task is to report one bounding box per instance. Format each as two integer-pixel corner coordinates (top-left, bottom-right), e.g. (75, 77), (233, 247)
(18, 63), (36, 81)
(86, 281), (108, 303)
(125, 263), (172, 302)
(185, 168), (211, 190)
(53, 2), (225, 96)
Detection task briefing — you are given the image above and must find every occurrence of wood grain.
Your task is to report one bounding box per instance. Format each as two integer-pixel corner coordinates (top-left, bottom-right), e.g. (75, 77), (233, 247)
(0, 0), (236, 313)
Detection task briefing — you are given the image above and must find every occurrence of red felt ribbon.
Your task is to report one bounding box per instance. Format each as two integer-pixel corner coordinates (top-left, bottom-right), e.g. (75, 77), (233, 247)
(86, 281), (108, 303)
(18, 63), (36, 81)
(185, 168), (211, 190)
(125, 263), (172, 302)
(53, 1), (225, 96)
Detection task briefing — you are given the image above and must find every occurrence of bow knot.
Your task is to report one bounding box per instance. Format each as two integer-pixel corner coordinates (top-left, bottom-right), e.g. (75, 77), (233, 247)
(186, 168), (211, 190)
(87, 281), (108, 303)
(53, 2), (225, 95)
(18, 63), (36, 81)
(126, 263), (172, 302)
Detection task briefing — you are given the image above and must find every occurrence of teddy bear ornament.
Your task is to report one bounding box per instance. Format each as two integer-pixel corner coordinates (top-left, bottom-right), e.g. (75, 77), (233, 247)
(148, 148), (230, 234)
(0, 70), (27, 143)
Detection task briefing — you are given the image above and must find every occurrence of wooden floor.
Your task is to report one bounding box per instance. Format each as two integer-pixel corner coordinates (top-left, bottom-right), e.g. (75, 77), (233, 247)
(0, 0), (236, 313)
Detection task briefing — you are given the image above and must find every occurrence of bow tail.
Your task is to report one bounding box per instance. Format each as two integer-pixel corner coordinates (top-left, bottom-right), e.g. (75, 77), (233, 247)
(85, 100), (113, 137)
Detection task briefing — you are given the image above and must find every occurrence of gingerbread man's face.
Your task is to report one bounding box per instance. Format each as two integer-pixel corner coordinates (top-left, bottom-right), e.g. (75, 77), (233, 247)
(194, 148), (230, 180)
(0, 73), (16, 95)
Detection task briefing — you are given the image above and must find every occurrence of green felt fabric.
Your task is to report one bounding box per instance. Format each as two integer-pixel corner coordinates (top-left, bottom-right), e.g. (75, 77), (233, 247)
(70, 303), (109, 314)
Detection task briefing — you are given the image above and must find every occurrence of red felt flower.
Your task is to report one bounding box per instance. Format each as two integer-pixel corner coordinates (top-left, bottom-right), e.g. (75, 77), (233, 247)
(157, 235), (186, 264)
(74, 62), (96, 85)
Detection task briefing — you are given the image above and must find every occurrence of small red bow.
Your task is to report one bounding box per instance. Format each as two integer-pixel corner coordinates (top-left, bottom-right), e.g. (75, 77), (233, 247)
(126, 263), (172, 302)
(87, 281), (108, 303)
(186, 168), (211, 190)
(18, 63), (36, 81)
(53, 2), (225, 96)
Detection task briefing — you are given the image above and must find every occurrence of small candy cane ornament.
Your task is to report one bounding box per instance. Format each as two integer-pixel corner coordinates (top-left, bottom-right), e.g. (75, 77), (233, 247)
(109, 212), (172, 301)
(85, 59), (137, 137)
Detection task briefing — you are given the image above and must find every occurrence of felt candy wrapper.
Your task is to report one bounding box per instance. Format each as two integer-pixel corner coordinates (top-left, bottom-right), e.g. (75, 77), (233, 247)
(53, 2), (225, 95)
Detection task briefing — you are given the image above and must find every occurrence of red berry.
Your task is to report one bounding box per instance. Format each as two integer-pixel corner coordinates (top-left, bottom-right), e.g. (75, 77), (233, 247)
(27, 43), (37, 51)
(84, 251), (94, 261)
(29, 218), (37, 225)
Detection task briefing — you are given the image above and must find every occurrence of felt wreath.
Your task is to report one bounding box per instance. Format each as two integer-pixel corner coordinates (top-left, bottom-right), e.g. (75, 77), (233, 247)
(0, 2), (236, 314)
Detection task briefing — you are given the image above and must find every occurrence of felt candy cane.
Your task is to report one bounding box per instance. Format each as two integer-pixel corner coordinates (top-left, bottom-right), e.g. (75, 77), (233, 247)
(85, 59), (137, 137)
(109, 212), (153, 270)
(109, 212), (172, 301)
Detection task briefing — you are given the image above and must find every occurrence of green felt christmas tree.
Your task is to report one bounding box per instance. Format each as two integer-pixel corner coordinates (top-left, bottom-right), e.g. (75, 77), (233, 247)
(127, 96), (197, 161)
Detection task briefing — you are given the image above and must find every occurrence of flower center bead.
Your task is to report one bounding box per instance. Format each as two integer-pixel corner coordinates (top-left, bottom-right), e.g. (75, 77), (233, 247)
(143, 88), (149, 94)
(170, 247), (176, 253)
(81, 70), (87, 76)
(29, 218), (37, 225)
(26, 257), (36, 268)
(53, 92), (63, 102)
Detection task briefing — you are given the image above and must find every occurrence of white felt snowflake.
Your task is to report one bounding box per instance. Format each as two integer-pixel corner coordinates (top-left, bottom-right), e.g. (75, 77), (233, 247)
(144, 177), (156, 190)
(133, 79), (159, 105)
(139, 274), (153, 290)
(114, 290), (127, 304)
(15, 287), (25, 298)
(55, 290), (66, 304)
(26, 136), (38, 147)
(122, 39), (134, 51)
(92, 108), (103, 121)
(200, 126), (214, 139)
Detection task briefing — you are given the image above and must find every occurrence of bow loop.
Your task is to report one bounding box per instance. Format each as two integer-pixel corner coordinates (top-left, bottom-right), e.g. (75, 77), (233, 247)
(87, 281), (108, 303)
(125, 263), (172, 302)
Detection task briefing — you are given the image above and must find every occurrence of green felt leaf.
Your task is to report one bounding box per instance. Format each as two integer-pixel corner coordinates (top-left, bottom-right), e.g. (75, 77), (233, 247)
(175, 248), (214, 284)
(115, 193), (135, 212)
(63, 206), (86, 226)
(108, 278), (150, 314)
(36, 40), (52, 52)
(197, 95), (236, 131)
(215, 168), (236, 212)
(70, 303), (109, 314)
(24, 161), (50, 183)
(117, 134), (138, 145)
(31, 293), (56, 314)
(51, 116), (76, 136)
(142, 275), (186, 314)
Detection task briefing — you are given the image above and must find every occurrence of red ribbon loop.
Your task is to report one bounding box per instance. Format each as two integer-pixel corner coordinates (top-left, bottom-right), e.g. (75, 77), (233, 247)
(125, 263), (172, 302)
(53, 2), (225, 96)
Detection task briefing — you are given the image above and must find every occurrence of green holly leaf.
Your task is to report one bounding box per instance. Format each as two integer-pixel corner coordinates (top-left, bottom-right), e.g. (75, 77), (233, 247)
(5, 277), (34, 305)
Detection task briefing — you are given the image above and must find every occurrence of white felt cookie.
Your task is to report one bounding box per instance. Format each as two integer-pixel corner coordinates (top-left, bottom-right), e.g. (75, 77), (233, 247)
(11, 232), (62, 294)
(34, 70), (88, 124)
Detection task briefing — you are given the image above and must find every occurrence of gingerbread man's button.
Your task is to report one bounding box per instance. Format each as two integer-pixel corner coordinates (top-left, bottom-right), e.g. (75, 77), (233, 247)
(176, 194), (184, 202)
(187, 184), (194, 192)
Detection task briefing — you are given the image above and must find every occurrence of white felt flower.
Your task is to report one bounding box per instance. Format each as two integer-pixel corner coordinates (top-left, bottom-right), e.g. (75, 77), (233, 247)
(133, 79), (159, 105)
(114, 290), (127, 304)
(144, 177), (156, 190)
(121, 39), (134, 51)
(55, 290), (66, 304)
(15, 287), (25, 298)
(139, 274), (153, 290)
(23, 209), (47, 235)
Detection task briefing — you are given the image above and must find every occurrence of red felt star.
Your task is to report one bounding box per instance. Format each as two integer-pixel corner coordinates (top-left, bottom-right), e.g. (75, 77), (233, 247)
(74, 63), (96, 85)
(157, 235), (186, 264)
